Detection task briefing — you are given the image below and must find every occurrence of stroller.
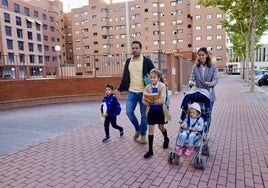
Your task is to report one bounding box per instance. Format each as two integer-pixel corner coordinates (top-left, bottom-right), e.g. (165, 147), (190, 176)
(167, 87), (211, 170)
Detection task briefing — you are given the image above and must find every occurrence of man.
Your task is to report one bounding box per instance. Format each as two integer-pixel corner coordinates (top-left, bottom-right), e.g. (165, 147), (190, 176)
(115, 41), (155, 144)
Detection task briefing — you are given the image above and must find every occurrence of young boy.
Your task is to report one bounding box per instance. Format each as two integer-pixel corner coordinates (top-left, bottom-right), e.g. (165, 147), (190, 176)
(101, 83), (124, 142)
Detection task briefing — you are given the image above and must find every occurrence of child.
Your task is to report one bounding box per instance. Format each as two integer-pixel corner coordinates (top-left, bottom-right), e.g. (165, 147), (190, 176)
(177, 102), (204, 156)
(142, 69), (171, 158)
(101, 83), (124, 142)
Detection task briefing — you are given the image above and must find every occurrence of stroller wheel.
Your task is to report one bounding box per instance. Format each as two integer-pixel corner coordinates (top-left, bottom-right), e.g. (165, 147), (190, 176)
(201, 156), (207, 170)
(194, 156), (200, 169)
(167, 151), (173, 164)
(201, 144), (210, 156)
(172, 153), (180, 165)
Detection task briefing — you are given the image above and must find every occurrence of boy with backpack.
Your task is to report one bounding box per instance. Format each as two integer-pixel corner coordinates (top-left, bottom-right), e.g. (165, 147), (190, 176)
(101, 83), (124, 142)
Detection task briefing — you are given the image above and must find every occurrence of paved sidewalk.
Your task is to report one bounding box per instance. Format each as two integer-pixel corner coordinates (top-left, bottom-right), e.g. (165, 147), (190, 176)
(0, 75), (268, 188)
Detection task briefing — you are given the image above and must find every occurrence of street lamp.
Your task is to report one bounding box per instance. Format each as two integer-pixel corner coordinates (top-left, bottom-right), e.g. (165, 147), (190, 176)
(55, 45), (62, 78)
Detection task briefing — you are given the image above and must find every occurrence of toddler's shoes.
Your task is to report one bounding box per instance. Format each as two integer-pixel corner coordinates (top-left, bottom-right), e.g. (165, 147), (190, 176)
(178, 146), (183, 156)
(184, 146), (193, 156)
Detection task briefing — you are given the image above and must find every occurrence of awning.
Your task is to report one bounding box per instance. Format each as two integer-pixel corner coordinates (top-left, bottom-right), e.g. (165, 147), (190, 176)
(26, 18), (35, 23)
(35, 20), (43, 25)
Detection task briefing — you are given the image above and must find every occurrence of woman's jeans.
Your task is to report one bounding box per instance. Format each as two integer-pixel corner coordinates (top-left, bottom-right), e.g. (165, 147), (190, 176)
(126, 91), (147, 136)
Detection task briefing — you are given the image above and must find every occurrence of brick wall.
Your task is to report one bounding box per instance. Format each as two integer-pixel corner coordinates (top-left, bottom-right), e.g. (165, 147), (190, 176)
(0, 77), (123, 109)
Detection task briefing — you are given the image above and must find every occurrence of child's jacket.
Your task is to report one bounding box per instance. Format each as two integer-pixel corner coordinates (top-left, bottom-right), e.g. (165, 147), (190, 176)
(102, 94), (120, 117)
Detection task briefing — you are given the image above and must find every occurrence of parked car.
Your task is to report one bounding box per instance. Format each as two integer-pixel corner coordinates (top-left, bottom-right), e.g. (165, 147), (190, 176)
(254, 69), (268, 85)
(258, 74), (268, 86)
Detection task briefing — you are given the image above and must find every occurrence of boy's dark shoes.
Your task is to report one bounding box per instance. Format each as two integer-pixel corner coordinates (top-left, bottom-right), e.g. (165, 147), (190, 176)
(163, 138), (169, 149)
(143, 151), (153, 158)
(102, 136), (110, 142)
(120, 130), (124, 137)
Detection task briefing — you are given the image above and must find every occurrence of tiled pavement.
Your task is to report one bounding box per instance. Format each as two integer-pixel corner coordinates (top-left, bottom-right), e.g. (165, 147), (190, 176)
(0, 75), (268, 188)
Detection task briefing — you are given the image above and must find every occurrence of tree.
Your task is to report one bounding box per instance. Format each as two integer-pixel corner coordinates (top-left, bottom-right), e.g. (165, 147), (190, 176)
(198, 0), (268, 92)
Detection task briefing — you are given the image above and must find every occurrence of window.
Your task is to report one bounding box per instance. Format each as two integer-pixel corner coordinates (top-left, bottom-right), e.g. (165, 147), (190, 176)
(177, 9), (183, 14)
(216, 45), (222, 50)
(217, 13), (222, 18)
(19, 54), (25, 63)
(28, 43), (34, 52)
(216, 35), (222, 40)
(29, 55), (35, 63)
(26, 20), (32, 28)
(92, 15), (97, 19)
(195, 25), (201, 30)
(217, 24), (222, 29)
(37, 34), (41, 41)
(195, 36), (201, 41)
(37, 44), (42, 53)
(195, 4), (201, 9)
(195, 15), (201, 20)
(44, 46), (49, 51)
(207, 35), (212, 40)
(5, 26), (12, 36)
(43, 24), (48, 30)
(216, 56), (222, 61)
(24, 7), (30, 16)
(15, 16), (21, 26)
(8, 53), (14, 63)
(2, 0), (8, 7)
(18, 41), (24, 50)
(4, 13), (10, 23)
(34, 10), (39, 17)
(206, 14), (212, 19)
(7, 39), (13, 49)
(92, 6), (96, 10)
(43, 35), (48, 41)
(42, 14), (47, 20)
(27, 32), (33, 40)
(14, 3), (20, 13)
(17, 29), (23, 38)
(50, 16), (54, 22)
(36, 22), (41, 31)
(207, 25), (212, 29)
(50, 26), (55, 32)
(38, 56), (43, 64)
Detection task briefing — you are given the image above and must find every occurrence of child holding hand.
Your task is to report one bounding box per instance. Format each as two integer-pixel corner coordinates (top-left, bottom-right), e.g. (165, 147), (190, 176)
(142, 69), (171, 158)
(101, 83), (124, 142)
(178, 102), (204, 156)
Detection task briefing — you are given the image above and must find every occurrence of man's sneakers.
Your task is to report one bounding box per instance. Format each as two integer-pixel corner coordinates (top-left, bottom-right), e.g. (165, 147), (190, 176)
(133, 131), (140, 141)
(102, 136), (110, 142)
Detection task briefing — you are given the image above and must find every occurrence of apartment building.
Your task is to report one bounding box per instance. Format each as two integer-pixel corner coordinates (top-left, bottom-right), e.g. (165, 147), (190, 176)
(67, 0), (227, 77)
(0, 0), (65, 79)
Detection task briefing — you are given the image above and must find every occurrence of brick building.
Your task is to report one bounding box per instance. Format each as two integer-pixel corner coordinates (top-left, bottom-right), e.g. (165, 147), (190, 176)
(0, 0), (65, 79)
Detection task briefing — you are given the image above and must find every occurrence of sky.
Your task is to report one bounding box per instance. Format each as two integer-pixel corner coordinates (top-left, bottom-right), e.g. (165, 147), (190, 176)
(61, 0), (89, 12)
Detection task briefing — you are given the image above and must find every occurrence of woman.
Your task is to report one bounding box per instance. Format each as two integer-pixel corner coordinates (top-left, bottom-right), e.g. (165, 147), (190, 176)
(189, 47), (218, 122)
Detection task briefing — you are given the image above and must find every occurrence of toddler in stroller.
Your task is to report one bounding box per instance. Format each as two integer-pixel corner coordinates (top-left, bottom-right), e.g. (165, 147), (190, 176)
(178, 102), (203, 156)
(167, 88), (210, 169)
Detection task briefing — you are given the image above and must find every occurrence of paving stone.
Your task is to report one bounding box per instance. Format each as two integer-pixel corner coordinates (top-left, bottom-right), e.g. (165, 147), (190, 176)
(0, 75), (268, 187)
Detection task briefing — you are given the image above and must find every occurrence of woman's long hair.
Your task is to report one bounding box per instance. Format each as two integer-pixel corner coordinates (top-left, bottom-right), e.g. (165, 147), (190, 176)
(196, 47), (212, 67)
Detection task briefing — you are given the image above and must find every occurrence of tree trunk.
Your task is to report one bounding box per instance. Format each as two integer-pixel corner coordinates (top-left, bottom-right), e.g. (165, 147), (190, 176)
(250, 1), (256, 92)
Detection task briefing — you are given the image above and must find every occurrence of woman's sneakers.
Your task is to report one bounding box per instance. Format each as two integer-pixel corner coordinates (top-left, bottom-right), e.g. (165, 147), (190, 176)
(102, 136), (110, 142)
(143, 150), (153, 158)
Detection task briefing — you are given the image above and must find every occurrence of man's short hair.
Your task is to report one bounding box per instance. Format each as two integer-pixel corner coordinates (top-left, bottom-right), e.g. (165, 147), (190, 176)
(131, 41), (142, 49)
